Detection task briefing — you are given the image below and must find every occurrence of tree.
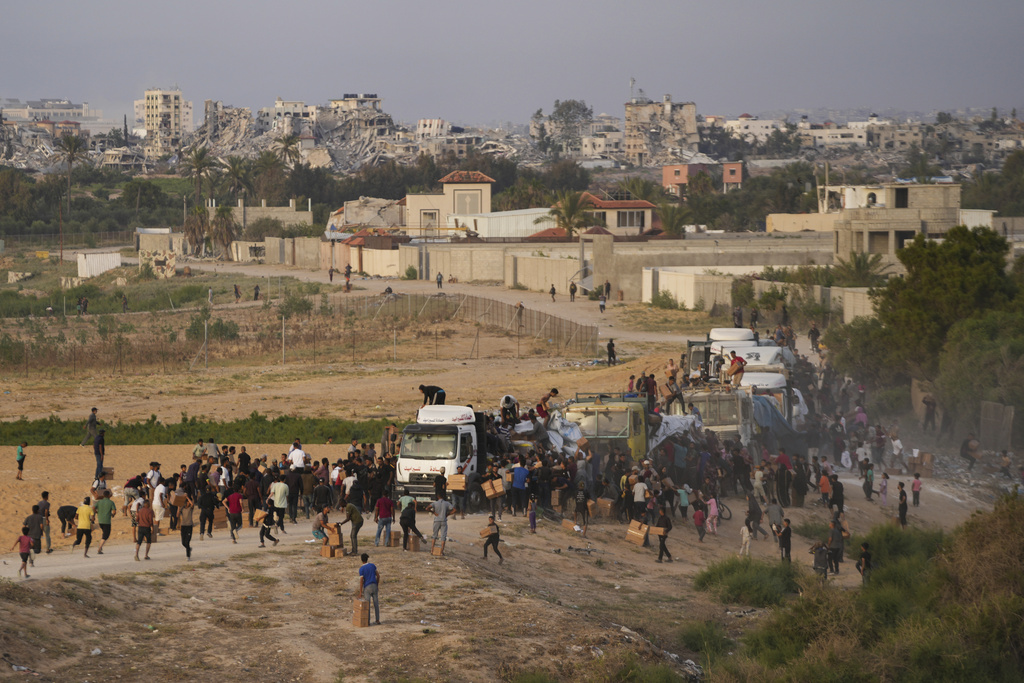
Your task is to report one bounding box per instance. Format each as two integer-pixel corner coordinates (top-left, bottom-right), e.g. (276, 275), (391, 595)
(493, 177), (551, 212)
(657, 201), (691, 237)
(56, 134), (85, 217)
(534, 190), (593, 239)
(832, 251), (890, 287)
(209, 205), (237, 259)
(618, 176), (664, 203)
(222, 156), (253, 202)
(899, 144), (941, 181)
(183, 205), (209, 256)
(872, 226), (1015, 378)
(252, 151), (287, 205)
(548, 99), (593, 152)
(181, 146), (215, 206)
(935, 112), (955, 125)
(276, 135), (301, 168)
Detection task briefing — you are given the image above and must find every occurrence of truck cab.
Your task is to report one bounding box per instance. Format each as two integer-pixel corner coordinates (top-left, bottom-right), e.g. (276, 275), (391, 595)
(679, 385), (755, 448)
(395, 405), (483, 504)
(562, 393), (650, 463)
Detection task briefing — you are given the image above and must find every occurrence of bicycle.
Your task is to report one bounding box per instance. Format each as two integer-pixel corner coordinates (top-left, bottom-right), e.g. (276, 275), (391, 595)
(715, 496), (732, 521)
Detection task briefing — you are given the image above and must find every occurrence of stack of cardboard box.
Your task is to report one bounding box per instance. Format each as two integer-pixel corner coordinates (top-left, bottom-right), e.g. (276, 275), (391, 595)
(483, 478), (505, 499)
(447, 474), (466, 491)
(212, 507), (228, 530)
(352, 599), (370, 627)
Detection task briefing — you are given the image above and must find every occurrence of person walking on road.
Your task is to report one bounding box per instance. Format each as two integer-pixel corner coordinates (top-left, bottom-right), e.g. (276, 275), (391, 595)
(436, 272), (443, 289)
(549, 284), (556, 302)
(135, 499), (154, 561)
(655, 506), (673, 563)
(483, 514), (503, 564)
(359, 553), (381, 625)
(11, 527), (32, 579)
(179, 493), (195, 560)
(72, 497), (95, 558)
(430, 491), (453, 555)
(81, 407), (98, 447)
(95, 490), (116, 555)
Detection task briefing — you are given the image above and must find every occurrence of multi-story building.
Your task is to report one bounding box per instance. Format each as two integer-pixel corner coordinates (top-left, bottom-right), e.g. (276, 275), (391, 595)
(141, 88), (190, 157)
(724, 114), (782, 143)
(255, 97), (316, 134)
(623, 94), (699, 166)
(328, 94), (382, 112)
(416, 118), (451, 139)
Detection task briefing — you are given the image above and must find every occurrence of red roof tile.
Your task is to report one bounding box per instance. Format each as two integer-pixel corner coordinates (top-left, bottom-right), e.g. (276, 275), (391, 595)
(437, 170), (496, 184)
(580, 192), (656, 210)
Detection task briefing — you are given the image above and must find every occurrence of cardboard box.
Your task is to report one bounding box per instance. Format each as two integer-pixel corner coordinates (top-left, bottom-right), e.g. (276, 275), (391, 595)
(504, 471), (514, 483)
(576, 437), (589, 451)
(625, 520), (648, 546)
(353, 599), (370, 627)
(649, 526), (667, 537)
(409, 536), (420, 552)
(597, 499), (614, 516)
(170, 492), (188, 507)
(320, 545), (336, 558)
(102, 467), (115, 477)
(561, 518), (577, 531)
(431, 544), (444, 556)
(479, 527), (493, 537)
(388, 530), (401, 547)
(213, 521), (228, 529)
(484, 479), (505, 499)
(253, 509), (268, 524)
(447, 474), (466, 491)
(587, 500), (598, 517)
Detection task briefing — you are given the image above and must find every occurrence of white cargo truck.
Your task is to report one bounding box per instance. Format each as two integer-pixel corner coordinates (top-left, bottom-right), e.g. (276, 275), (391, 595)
(394, 405), (487, 507)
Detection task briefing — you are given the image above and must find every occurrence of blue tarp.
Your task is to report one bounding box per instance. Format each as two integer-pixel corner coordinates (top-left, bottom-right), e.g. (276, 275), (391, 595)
(752, 395), (808, 455)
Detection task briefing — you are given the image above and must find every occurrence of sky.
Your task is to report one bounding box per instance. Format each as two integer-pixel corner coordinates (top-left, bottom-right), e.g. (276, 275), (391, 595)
(2, 0), (1022, 128)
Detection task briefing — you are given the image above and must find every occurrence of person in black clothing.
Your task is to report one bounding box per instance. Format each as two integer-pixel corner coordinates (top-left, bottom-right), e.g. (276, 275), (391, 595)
(826, 520), (844, 574)
(829, 474), (844, 514)
(419, 384), (446, 406)
(655, 506), (673, 563)
(399, 488), (427, 550)
(285, 468), (302, 524)
(57, 505), (78, 536)
(93, 429), (106, 480)
(857, 541), (872, 585)
(573, 482), (590, 537)
(776, 518), (792, 562)
(959, 434), (978, 471)
(198, 484), (222, 538)
(312, 478), (334, 513)
(569, 281), (577, 302)
(897, 482), (908, 528)
(482, 514), (503, 563)
(606, 340), (616, 366)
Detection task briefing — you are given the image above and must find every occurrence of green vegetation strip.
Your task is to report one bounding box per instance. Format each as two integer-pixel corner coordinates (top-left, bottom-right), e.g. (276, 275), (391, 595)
(0, 411), (402, 446)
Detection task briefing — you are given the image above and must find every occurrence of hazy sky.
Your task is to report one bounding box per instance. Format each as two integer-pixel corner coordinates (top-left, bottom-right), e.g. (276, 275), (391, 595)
(2, 0), (1022, 127)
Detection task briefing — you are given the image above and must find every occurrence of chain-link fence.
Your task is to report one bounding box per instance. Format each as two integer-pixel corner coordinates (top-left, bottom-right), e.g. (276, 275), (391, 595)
(333, 292), (599, 357)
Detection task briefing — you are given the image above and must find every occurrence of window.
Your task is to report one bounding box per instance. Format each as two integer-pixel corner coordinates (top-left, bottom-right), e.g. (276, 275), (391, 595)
(728, 168), (737, 176)
(617, 211), (645, 228)
(895, 188), (909, 208)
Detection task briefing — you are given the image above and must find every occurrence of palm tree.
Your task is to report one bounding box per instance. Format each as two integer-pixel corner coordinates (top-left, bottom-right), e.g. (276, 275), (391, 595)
(181, 146), (215, 206)
(209, 205), (237, 260)
(56, 134), (85, 217)
(618, 176), (664, 203)
(657, 201), (691, 238)
(222, 156), (253, 202)
(833, 251), (890, 287)
(276, 135), (301, 168)
(534, 190), (594, 240)
(183, 205), (209, 256)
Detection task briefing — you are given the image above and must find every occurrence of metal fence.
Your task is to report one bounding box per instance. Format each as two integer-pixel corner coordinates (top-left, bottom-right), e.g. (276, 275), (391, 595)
(0, 231), (133, 246)
(334, 292), (599, 356)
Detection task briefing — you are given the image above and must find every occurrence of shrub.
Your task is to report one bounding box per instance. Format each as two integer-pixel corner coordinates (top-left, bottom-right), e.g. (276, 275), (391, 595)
(677, 620), (733, 660)
(693, 557), (800, 607)
(279, 292), (313, 319)
(651, 290), (680, 310)
(401, 266), (418, 280)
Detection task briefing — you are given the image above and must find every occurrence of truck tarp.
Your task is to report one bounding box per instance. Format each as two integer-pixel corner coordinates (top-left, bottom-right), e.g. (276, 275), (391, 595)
(646, 415), (701, 456)
(752, 395), (807, 454)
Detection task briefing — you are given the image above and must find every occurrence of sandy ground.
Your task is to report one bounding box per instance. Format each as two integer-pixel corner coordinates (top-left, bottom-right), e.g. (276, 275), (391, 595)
(0, 253), (1003, 681)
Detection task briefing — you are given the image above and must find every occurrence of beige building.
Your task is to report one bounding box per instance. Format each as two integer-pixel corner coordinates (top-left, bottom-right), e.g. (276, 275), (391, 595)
(141, 88), (190, 157)
(403, 171), (494, 236)
(623, 94), (699, 166)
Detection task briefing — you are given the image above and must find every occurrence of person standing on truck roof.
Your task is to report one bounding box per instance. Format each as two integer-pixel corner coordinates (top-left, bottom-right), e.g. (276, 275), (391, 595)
(419, 384), (446, 406)
(728, 351), (747, 387)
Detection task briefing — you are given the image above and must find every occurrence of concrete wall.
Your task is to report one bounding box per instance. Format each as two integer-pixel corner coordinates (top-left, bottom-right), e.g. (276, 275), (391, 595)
(207, 199), (313, 228)
(263, 237), (320, 269)
(505, 255), (579, 292)
(832, 287), (873, 323)
(138, 232), (184, 253)
(77, 252), (121, 278)
(767, 213), (840, 233)
(361, 249), (401, 277)
(229, 241), (264, 262)
(642, 269), (733, 309)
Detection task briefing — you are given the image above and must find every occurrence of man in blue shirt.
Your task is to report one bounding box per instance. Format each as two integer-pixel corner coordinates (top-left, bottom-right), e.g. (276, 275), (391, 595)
(511, 457), (530, 516)
(358, 553), (381, 625)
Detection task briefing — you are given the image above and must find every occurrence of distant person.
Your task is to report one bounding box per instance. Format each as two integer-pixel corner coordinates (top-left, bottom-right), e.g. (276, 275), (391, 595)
(598, 293), (606, 314)
(358, 553), (382, 625)
(95, 490), (117, 555)
(15, 441), (27, 480)
(569, 281), (577, 302)
(93, 429), (106, 480)
(11, 526), (32, 579)
(482, 514), (503, 564)
(81, 407), (99, 447)
(911, 473), (922, 506)
(254, 284), (260, 301)
(234, 284), (241, 303)
(419, 384), (446, 406)
(607, 340), (616, 366)
(72, 497), (95, 558)
(776, 518), (792, 563)
(603, 280), (611, 298)
(436, 272), (443, 289)
(549, 284), (556, 302)
(135, 498), (154, 561)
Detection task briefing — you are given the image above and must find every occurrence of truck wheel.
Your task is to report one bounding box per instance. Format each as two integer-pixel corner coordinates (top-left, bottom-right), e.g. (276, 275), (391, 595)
(468, 485), (486, 513)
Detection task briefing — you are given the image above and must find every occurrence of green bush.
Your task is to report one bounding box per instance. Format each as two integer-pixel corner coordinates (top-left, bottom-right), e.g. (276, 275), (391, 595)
(693, 557), (800, 607)
(401, 266), (418, 280)
(677, 620), (733, 660)
(279, 292), (314, 319)
(650, 290), (680, 310)
(866, 385), (912, 421)
(732, 278), (755, 308)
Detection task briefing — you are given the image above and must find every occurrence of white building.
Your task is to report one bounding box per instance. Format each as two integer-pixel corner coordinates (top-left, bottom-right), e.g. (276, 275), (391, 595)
(256, 97), (317, 133)
(724, 114), (783, 143)
(446, 208), (551, 239)
(416, 118), (451, 139)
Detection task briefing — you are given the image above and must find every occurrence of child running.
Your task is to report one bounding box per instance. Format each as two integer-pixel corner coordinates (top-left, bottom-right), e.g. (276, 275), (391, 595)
(11, 526), (32, 578)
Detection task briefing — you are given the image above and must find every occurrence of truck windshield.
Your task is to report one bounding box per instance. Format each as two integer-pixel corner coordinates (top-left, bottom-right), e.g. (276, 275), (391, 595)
(399, 433), (457, 460)
(564, 409), (630, 438)
(687, 396), (739, 426)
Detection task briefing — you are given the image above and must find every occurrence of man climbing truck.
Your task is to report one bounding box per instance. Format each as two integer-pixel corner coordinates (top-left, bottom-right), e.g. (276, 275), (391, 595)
(395, 406), (488, 509)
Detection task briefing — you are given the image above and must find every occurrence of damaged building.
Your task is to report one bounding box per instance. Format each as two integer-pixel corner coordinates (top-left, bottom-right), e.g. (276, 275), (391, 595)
(623, 93), (699, 166)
